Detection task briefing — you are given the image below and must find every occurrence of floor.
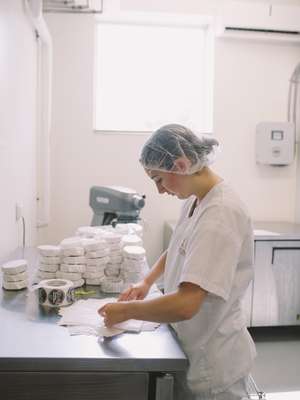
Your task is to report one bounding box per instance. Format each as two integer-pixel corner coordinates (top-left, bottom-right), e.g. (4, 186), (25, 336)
(249, 326), (300, 399)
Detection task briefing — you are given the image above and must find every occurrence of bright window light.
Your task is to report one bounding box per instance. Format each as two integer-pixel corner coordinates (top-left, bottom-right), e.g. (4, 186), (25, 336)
(94, 15), (214, 134)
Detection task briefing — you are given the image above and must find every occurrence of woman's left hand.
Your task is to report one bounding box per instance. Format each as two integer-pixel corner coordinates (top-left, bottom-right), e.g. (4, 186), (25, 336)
(98, 302), (129, 328)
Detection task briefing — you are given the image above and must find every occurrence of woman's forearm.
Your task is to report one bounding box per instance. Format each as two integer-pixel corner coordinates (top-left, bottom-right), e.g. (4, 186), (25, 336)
(125, 283), (207, 323)
(144, 250), (167, 287)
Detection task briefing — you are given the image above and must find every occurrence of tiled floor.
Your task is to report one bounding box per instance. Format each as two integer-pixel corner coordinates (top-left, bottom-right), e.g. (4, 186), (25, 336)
(249, 327), (300, 397)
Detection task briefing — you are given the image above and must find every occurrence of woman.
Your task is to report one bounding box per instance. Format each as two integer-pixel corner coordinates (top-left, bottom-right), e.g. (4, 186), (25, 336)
(99, 124), (256, 400)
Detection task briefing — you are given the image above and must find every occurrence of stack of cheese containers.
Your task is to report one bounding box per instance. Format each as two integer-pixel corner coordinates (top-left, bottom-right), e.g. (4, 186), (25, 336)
(101, 231), (124, 293)
(58, 237), (85, 288)
(37, 245), (61, 282)
(122, 246), (147, 287)
(69, 223), (146, 293)
(121, 234), (143, 248)
(120, 226), (147, 288)
(76, 226), (107, 239)
(127, 223), (143, 238)
(82, 237), (110, 285)
(76, 226), (112, 286)
(1, 259), (28, 290)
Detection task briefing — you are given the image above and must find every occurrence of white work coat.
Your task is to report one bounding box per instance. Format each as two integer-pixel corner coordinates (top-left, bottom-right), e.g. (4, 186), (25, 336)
(164, 181), (256, 395)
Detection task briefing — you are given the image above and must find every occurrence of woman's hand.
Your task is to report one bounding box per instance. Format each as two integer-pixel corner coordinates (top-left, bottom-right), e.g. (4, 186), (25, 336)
(98, 302), (129, 328)
(118, 280), (151, 301)
(98, 281), (151, 328)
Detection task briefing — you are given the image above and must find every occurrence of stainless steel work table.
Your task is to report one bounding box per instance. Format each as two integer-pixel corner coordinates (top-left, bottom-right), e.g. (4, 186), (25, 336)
(0, 248), (188, 400)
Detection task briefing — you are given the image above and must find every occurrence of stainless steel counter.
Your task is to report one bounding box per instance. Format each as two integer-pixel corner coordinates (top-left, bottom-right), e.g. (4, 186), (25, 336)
(252, 221), (300, 240)
(0, 248), (188, 400)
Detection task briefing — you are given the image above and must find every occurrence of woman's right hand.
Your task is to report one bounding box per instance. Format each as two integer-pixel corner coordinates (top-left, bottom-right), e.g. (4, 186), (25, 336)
(118, 280), (151, 301)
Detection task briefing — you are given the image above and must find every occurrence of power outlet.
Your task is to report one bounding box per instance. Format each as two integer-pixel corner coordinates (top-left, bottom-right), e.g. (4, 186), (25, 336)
(16, 203), (23, 221)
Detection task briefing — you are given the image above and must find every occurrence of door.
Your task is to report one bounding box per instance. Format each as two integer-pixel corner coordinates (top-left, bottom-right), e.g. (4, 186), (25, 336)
(252, 240), (300, 326)
(272, 247), (300, 325)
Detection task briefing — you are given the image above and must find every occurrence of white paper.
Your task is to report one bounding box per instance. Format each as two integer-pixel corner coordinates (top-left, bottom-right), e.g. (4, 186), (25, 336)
(114, 318), (144, 332)
(68, 325), (99, 336)
(57, 295), (160, 337)
(141, 321), (160, 331)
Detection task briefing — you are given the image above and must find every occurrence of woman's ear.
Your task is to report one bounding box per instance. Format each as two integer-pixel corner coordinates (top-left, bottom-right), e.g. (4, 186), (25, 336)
(173, 157), (191, 174)
(144, 168), (152, 178)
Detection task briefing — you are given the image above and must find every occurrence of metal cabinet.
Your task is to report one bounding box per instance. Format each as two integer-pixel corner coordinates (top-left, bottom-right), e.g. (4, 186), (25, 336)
(165, 220), (300, 328)
(0, 372), (148, 400)
(251, 240), (300, 327)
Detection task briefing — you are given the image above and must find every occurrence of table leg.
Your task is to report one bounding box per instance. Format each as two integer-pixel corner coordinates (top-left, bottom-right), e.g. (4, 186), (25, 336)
(155, 373), (174, 400)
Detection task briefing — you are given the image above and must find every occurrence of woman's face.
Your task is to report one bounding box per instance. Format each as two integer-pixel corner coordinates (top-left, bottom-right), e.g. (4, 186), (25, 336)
(146, 169), (189, 199)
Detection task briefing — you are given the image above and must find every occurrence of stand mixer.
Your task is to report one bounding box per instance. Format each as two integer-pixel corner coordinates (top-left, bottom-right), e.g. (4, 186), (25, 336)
(89, 186), (145, 227)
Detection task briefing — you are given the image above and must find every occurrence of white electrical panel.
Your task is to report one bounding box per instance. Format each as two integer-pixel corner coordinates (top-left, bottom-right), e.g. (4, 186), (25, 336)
(255, 121), (295, 165)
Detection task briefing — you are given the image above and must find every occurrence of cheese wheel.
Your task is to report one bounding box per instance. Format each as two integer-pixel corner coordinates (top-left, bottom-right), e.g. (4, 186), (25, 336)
(1, 259), (27, 275)
(85, 265), (106, 274)
(56, 271), (82, 281)
(121, 234), (143, 247)
(39, 263), (59, 273)
(85, 277), (103, 285)
(39, 256), (61, 265)
(123, 246), (146, 260)
(83, 270), (104, 279)
(102, 231), (122, 244)
(108, 243), (123, 251)
(37, 271), (57, 280)
(62, 247), (85, 257)
(105, 265), (121, 277)
(63, 256), (86, 265)
(3, 271), (28, 282)
(109, 255), (123, 264)
(60, 237), (82, 249)
(127, 223), (143, 237)
(76, 226), (99, 238)
(86, 256), (109, 266)
(60, 264), (86, 273)
(81, 238), (108, 252)
(3, 280), (27, 290)
(123, 258), (146, 268)
(86, 248), (109, 259)
(37, 245), (61, 257)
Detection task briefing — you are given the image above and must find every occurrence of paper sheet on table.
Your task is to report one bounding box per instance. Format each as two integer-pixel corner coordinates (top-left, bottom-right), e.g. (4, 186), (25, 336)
(58, 295), (160, 337)
(68, 325), (123, 337)
(58, 298), (114, 329)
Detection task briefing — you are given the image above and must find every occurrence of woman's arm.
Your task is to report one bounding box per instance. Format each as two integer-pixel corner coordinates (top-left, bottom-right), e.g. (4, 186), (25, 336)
(144, 249), (167, 287)
(118, 250), (168, 301)
(99, 282), (207, 327)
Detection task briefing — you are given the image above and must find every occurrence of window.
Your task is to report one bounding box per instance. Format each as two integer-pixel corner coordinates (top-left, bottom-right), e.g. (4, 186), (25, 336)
(94, 13), (214, 134)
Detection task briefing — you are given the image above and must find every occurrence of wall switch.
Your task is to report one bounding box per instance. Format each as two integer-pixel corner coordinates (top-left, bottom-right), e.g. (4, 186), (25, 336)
(16, 203), (23, 221)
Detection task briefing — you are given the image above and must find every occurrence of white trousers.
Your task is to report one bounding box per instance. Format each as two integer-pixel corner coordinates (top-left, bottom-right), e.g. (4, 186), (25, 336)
(174, 374), (250, 400)
(195, 376), (250, 400)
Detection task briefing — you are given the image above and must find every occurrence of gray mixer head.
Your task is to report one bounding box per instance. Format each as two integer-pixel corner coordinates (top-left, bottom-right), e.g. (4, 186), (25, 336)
(89, 186), (145, 226)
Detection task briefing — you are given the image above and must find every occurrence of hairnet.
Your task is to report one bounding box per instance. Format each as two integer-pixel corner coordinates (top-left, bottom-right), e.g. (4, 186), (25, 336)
(139, 124), (219, 175)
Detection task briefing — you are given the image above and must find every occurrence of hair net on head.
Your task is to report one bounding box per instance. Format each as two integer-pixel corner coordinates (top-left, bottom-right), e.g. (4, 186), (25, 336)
(139, 124), (219, 175)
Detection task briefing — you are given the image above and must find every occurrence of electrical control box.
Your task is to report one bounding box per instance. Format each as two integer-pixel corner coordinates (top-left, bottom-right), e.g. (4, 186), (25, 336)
(255, 121), (295, 165)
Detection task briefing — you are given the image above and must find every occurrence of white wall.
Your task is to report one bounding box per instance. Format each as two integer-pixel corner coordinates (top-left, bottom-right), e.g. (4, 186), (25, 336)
(213, 39), (299, 221)
(41, 0), (300, 265)
(0, 0), (38, 259)
(39, 12), (182, 265)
